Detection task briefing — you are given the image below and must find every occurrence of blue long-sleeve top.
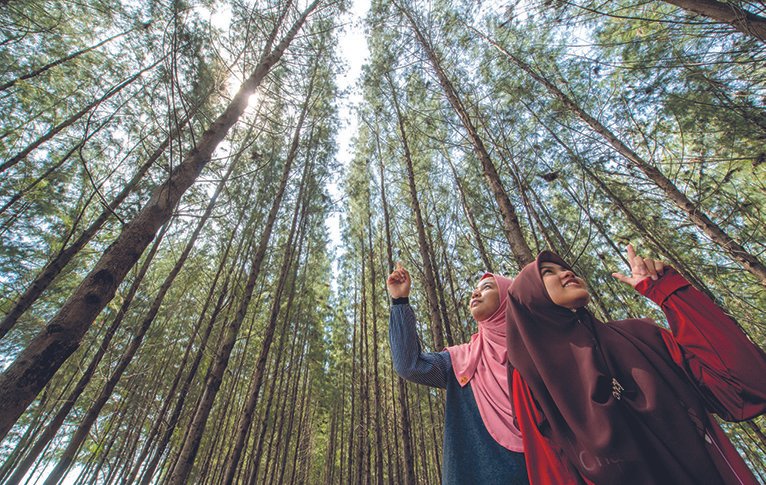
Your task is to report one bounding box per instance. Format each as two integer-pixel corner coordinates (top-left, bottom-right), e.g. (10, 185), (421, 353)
(389, 300), (529, 485)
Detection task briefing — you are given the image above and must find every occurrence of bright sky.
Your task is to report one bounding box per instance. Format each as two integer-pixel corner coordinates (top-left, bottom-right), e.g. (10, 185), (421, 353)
(327, 0), (371, 273)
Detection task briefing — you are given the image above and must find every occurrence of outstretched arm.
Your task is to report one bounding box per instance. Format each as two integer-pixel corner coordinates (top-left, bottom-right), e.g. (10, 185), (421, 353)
(614, 245), (766, 420)
(387, 263), (450, 389)
(637, 269), (766, 420)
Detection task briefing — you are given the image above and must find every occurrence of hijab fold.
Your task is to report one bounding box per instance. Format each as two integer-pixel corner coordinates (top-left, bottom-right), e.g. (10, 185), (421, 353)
(446, 273), (523, 452)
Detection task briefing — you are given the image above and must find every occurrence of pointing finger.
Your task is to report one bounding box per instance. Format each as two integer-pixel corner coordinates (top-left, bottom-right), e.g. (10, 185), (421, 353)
(626, 244), (637, 261)
(612, 272), (629, 284)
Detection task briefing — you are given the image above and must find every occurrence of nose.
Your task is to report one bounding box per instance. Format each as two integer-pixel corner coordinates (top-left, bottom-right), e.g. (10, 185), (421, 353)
(471, 288), (481, 298)
(560, 269), (575, 280)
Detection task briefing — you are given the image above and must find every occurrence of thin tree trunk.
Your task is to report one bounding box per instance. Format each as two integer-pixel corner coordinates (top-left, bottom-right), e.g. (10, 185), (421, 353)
(0, 58), (163, 174)
(386, 72), (445, 349)
(359, 253), (370, 485)
(374, 133), (394, 274)
(289, 373), (312, 485)
(365, 204), (385, 485)
(0, 0), (320, 441)
(347, 283), (358, 485)
(477, 29), (766, 286)
(338, 360), (348, 485)
(396, 2), (533, 268)
(414, 385), (432, 484)
(0, 26), (139, 92)
(377, 139), (416, 485)
(426, 390), (442, 480)
(383, 365), (398, 485)
(323, 402), (339, 484)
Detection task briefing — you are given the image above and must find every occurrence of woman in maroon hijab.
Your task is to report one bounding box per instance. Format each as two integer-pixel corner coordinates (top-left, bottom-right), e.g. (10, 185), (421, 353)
(506, 245), (766, 485)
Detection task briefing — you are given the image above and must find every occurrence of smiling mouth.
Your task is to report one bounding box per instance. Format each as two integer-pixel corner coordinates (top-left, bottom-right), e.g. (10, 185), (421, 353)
(563, 280), (580, 288)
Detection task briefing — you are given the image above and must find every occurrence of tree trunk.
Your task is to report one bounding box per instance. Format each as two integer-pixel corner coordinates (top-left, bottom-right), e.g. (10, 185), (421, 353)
(365, 203), (385, 485)
(347, 283), (358, 485)
(396, 2), (534, 268)
(386, 72), (445, 349)
(0, 0), (320, 441)
(0, 107), (197, 339)
(661, 0), (766, 42)
(322, 402), (339, 484)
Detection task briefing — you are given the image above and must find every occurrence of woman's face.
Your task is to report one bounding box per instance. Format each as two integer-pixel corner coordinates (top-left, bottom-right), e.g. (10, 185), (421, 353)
(470, 277), (500, 321)
(540, 262), (590, 309)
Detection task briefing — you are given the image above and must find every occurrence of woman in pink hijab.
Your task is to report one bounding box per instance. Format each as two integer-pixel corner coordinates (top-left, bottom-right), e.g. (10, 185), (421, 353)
(387, 263), (528, 485)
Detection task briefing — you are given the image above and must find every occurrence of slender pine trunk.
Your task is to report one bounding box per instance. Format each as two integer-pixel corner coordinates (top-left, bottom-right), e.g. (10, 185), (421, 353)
(478, 29), (766, 286)
(397, 2), (533, 268)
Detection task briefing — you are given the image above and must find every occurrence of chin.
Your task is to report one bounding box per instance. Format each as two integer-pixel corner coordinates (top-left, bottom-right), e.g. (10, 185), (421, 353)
(560, 293), (590, 310)
(574, 295), (591, 309)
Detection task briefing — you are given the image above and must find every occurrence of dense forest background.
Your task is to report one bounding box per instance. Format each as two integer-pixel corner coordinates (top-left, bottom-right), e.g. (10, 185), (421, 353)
(1, 0), (765, 483)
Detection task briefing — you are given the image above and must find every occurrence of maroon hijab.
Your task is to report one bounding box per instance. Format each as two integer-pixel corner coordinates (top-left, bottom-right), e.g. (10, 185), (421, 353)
(506, 251), (735, 484)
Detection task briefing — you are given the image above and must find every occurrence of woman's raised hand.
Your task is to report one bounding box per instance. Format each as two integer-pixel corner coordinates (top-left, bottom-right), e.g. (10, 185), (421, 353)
(612, 244), (666, 288)
(387, 262), (411, 298)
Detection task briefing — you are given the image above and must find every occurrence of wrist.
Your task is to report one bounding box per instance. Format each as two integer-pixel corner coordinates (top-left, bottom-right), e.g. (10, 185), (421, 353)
(631, 276), (650, 289)
(635, 268), (687, 304)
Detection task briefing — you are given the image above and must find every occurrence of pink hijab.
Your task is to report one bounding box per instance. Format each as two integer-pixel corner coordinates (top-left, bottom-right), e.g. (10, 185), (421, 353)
(446, 273), (523, 452)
